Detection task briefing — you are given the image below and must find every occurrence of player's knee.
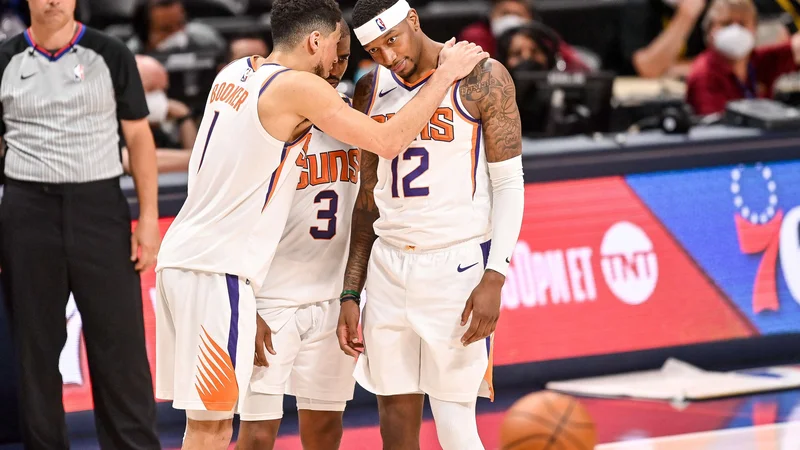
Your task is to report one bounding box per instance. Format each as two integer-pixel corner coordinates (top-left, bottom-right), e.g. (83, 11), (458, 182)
(298, 410), (343, 449)
(184, 415), (234, 450)
(377, 394), (424, 445)
(429, 397), (483, 450)
(236, 420), (280, 450)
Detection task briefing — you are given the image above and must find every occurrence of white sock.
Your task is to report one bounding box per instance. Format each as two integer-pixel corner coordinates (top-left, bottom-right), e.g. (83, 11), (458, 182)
(429, 397), (484, 450)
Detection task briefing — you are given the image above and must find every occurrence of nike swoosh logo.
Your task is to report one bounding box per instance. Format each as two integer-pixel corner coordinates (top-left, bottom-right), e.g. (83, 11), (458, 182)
(378, 87), (397, 97)
(457, 262), (479, 273)
(20, 73), (35, 80)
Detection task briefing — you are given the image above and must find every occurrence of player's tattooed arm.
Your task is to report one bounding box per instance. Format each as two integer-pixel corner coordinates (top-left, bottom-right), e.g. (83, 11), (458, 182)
(459, 58), (522, 162)
(342, 70), (380, 293)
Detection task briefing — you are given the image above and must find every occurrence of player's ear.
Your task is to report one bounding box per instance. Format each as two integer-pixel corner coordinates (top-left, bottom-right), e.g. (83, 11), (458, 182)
(308, 30), (322, 54)
(407, 9), (420, 32)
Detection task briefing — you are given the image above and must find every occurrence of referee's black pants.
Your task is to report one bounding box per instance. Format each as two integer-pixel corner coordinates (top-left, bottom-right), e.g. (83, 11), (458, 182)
(0, 177), (160, 450)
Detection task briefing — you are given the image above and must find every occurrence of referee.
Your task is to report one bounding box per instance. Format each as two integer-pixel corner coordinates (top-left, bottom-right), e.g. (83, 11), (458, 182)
(0, 0), (161, 449)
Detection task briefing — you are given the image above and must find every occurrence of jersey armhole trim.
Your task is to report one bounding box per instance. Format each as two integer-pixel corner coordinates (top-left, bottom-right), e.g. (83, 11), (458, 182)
(259, 68), (291, 97)
(452, 79), (481, 125)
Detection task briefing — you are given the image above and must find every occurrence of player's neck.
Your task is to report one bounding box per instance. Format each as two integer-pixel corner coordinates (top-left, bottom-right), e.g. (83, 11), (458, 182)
(29, 19), (77, 50)
(262, 48), (317, 73)
(402, 36), (442, 84)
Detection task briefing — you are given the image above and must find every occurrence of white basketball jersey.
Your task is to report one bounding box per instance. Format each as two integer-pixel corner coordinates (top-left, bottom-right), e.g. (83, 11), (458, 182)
(157, 60), (305, 292)
(368, 66), (491, 249)
(256, 96), (360, 308)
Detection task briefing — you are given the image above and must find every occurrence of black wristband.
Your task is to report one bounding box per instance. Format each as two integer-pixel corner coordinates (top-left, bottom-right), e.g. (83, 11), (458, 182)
(339, 294), (360, 307)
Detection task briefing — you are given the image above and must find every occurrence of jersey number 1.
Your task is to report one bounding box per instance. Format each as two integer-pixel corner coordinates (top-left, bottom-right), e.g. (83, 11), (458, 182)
(310, 190), (338, 240)
(391, 147), (429, 198)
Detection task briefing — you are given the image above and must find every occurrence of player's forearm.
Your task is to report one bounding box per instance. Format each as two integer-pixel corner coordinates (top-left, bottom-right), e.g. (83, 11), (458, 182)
(342, 208), (379, 293)
(378, 71), (453, 158)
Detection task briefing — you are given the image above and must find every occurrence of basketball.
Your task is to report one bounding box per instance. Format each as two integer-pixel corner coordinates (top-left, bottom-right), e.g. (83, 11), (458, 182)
(499, 391), (597, 450)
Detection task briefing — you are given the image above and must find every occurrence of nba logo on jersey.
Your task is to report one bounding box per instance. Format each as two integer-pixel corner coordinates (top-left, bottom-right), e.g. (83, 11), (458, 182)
(241, 67), (253, 83)
(73, 64), (84, 82)
(376, 18), (386, 31)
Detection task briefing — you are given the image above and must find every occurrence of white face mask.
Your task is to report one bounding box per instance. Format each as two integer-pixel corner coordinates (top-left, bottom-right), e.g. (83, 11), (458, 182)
(156, 30), (189, 51)
(490, 15), (529, 37)
(146, 90), (169, 124)
(713, 24), (755, 60)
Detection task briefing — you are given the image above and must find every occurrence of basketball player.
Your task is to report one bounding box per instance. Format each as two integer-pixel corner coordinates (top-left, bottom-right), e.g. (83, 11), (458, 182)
(154, 0), (488, 447)
(337, 1), (525, 449)
(235, 21), (358, 450)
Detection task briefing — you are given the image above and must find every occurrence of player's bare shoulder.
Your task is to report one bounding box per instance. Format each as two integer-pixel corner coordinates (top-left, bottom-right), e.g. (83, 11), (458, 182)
(458, 58), (515, 106)
(458, 58), (521, 162)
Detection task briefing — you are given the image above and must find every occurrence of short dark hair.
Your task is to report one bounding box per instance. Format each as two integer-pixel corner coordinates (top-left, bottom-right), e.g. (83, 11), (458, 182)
(271, 0), (342, 47)
(340, 19), (351, 39)
(353, 0), (398, 29)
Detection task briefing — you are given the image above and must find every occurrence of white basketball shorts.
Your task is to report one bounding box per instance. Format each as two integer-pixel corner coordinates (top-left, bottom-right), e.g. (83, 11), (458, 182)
(155, 268), (257, 414)
(240, 298), (356, 421)
(354, 238), (494, 403)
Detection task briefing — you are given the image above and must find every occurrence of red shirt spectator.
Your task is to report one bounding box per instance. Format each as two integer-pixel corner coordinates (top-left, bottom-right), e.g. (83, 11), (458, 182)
(687, 42), (798, 115)
(459, 20), (589, 72)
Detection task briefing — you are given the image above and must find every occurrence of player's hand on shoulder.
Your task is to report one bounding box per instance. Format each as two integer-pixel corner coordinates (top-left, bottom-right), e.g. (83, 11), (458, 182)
(460, 270), (504, 346)
(437, 37), (490, 82)
(337, 300), (363, 358)
(254, 313), (276, 367)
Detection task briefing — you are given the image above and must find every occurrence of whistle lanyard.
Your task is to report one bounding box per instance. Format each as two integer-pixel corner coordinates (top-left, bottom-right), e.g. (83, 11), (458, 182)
(736, 63), (758, 99)
(776, 0), (800, 31)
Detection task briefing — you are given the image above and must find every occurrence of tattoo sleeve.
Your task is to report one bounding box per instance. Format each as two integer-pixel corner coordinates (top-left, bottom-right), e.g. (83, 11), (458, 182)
(459, 59), (522, 162)
(342, 71), (380, 293)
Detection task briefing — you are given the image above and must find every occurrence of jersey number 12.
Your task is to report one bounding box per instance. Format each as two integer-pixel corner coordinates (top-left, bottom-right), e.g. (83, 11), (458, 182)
(391, 147), (429, 198)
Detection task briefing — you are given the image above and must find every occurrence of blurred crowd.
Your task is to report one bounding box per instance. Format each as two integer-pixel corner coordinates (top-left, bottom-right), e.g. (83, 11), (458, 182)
(3, 0), (800, 169)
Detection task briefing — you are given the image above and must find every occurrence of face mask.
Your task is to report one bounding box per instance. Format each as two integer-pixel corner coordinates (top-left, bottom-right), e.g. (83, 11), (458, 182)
(714, 24), (755, 60)
(156, 30), (189, 51)
(491, 15), (529, 37)
(146, 90), (169, 124)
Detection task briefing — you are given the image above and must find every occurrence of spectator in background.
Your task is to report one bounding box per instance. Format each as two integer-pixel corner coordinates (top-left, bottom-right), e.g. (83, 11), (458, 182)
(458, 0), (589, 70)
(228, 35), (270, 61)
(620, 0), (707, 78)
(497, 23), (590, 72)
(121, 55), (197, 174)
(687, 0), (800, 114)
(128, 0), (225, 54)
(217, 34), (270, 71)
(0, 3), (25, 43)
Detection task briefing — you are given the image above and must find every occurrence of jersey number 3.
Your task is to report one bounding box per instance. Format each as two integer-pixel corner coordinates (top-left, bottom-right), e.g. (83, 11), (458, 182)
(310, 190), (338, 240)
(391, 147), (429, 198)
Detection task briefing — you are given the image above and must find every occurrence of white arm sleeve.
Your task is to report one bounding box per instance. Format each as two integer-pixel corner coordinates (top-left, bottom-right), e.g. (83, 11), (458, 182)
(485, 155), (525, 276)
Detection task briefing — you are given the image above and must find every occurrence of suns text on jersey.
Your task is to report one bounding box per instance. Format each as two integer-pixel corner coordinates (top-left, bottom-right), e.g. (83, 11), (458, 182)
(208, 81), (249, 112)
(296, 148), (359, 190)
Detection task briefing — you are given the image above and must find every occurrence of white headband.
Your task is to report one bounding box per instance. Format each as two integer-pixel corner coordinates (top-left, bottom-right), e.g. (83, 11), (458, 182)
(354, 0), (411, 46)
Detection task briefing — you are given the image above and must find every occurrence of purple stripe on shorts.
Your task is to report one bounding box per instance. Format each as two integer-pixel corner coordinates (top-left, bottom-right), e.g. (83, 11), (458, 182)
(480, 240), (491, 268)
(225, 274), (240, 368)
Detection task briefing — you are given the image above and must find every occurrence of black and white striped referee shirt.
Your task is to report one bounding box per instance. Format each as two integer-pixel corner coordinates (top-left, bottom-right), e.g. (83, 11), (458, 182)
(0, 23), (148, 183)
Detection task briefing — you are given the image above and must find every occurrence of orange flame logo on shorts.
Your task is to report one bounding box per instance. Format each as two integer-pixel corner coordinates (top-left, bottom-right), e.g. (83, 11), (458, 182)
(194, 327), (238, 411)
